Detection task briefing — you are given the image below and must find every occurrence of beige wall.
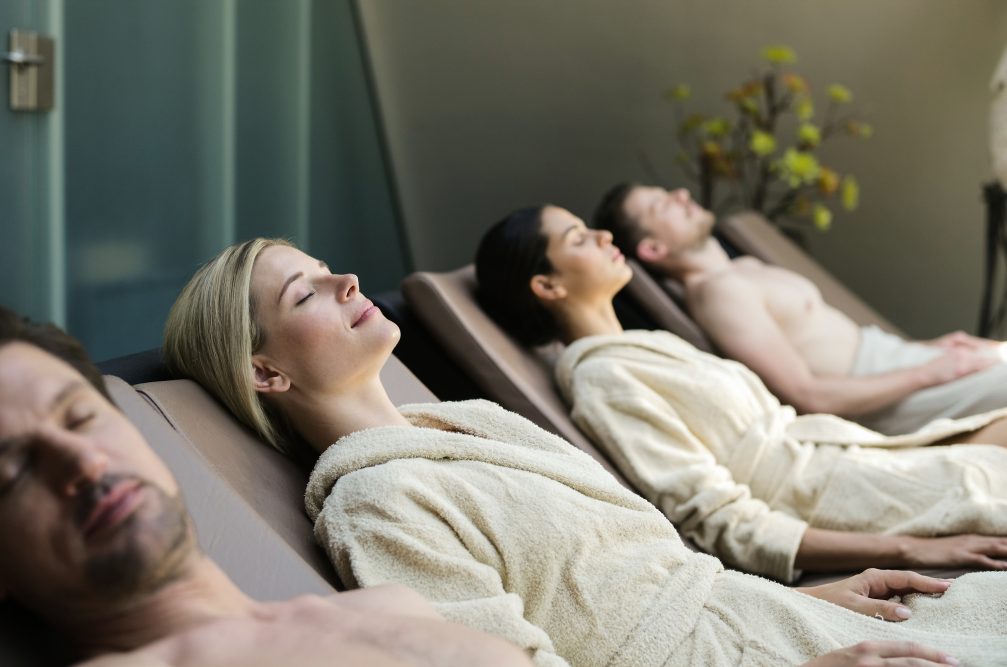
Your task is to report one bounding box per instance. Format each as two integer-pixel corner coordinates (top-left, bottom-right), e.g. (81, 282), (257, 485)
(360, 0), (1007, 336)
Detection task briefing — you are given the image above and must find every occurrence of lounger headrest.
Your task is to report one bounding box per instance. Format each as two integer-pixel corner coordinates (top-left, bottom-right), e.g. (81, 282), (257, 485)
(622, 259), (715, 353)
(402, 265), (631, 486)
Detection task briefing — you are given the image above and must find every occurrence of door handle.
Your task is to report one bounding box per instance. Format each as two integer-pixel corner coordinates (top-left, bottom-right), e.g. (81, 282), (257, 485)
(2, 50), (45, 66)
(6, 30), (54, 111)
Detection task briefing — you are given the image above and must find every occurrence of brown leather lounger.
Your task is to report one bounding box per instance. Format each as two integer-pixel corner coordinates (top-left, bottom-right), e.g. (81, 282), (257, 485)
(402, 265), (632, 488)
(401, 265), (973, 586)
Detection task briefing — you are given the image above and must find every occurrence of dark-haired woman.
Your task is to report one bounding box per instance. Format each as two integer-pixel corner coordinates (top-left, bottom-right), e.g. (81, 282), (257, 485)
(163, 237), (1006, 667)
(476, 205), (1007, 583)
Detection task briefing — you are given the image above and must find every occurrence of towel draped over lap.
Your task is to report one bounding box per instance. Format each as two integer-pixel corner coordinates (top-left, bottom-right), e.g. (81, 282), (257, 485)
(555, 330), (1007, 582)
(852, 324), (1007, 434)
(305, 398), (1007, 667)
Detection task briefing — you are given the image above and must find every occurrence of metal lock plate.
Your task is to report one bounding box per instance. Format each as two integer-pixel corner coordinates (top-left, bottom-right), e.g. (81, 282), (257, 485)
(4, 30), (54, 112)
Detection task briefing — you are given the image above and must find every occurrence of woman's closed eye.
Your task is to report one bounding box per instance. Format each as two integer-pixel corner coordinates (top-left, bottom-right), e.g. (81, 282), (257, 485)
(296, 291), (316, 306)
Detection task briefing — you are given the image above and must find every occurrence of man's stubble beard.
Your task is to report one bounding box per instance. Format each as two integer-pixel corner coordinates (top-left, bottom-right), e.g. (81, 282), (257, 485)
(84, 481), (195, 601)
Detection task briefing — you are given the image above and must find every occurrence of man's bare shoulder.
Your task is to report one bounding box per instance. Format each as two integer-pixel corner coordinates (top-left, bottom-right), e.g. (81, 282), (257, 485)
(689, 265), (762, 310)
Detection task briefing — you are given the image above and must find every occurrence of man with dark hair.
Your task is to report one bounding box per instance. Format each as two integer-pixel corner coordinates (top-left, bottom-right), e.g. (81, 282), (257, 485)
(594, 184), (1007, 435)
(0, 307), (531, 667)
(0, 306), (112, 401)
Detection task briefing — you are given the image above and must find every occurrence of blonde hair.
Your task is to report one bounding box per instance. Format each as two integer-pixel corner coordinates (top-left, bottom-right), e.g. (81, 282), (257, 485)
(163, 238), (294, 453)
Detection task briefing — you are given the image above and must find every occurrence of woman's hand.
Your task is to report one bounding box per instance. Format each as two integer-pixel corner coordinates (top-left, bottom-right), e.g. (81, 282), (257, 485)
(899, 535), (1007, 571)
(796, 568), (951, 621)
(802, 641), (958, 666)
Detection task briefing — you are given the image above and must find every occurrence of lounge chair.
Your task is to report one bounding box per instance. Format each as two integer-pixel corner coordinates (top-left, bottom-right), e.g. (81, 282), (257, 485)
(400, 265), (969, 586)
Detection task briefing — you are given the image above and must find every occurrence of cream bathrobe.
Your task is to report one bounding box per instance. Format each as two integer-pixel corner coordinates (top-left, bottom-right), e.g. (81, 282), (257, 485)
(306, 399), (1007, 667)
(556, 330), (1007, 582)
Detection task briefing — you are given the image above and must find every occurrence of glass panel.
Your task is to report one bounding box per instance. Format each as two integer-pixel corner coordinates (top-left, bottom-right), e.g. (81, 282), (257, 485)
(307, 0), (410, 293)
(64, 0), (229, 360)
(61, 0), (407, 360)
(0, 0), (53, 322)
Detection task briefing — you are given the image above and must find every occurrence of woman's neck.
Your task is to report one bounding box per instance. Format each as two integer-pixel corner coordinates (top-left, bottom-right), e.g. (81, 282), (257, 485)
(555, 297), (624, 344)
(285, 376), (412, 454)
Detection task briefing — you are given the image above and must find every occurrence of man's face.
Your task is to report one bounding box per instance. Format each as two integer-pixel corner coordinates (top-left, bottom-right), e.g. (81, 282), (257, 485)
(622, 186), (716, 258)
(0, 343), (193, 613)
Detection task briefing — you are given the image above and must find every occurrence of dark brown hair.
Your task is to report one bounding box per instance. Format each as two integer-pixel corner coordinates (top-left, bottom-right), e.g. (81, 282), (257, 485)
(475, 206), (561, 347)
(0, 306), (111, 401)
(593, 182), (645, 259)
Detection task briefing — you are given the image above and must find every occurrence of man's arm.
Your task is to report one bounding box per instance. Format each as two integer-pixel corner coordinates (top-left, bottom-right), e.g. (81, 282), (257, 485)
(923, 330), (999, 350)
(690, 275), (993, 417)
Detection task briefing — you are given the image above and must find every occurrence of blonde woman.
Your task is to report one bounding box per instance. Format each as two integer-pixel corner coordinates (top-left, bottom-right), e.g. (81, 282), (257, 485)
(164, 238), (1006, 667)
(474, 205), (1007, 585)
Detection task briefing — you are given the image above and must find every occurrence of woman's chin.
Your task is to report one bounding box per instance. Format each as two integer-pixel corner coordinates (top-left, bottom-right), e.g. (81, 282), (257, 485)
(615, 266), (633, 290)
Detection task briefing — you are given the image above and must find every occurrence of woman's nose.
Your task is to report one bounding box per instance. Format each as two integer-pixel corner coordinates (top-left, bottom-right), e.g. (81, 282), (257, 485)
(596, 229), (614, 245)
(333, 273), (359, 302)
(670, 188), (690, 202)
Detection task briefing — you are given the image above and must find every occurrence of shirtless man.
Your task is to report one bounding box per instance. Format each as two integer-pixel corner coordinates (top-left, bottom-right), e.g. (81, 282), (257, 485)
(594, 183), (1007, 434)
(0, 309), (531, 667)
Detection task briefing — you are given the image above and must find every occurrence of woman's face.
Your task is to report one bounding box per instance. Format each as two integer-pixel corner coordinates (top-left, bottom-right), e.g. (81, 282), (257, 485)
(538, 206), (632, 303)
(249, 245), (400, 395)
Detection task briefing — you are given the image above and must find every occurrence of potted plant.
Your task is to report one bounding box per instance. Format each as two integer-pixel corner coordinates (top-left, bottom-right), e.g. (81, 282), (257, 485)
(665, 45), (870, 236)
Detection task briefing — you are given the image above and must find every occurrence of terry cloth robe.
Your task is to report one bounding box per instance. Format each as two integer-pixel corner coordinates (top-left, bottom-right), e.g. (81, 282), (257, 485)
(306, 399), (1007, 667)
(555, 330), (1007, 582)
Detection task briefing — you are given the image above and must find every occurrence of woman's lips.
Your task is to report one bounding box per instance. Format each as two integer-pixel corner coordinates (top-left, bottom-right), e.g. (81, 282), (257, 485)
(352, 301), (379, 328)
(81, 481), (144, 542)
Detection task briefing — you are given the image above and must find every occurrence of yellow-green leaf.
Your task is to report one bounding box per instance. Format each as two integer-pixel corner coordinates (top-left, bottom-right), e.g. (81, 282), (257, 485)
(827, 84), (853, 104)
(664, 84), (691, 101)
(798, 123), (821, 147)
(703, 117), (730, 138)
(750, 130), (777, 156)
(782, 73), (808, 94)
(813, 203), (833, 231)
(796, 97), (814, 121)
(841, 175), (860, 210)
(779, 148), (821, 187)
(818, 167), (839, 196)
(761, 45), (797, 65)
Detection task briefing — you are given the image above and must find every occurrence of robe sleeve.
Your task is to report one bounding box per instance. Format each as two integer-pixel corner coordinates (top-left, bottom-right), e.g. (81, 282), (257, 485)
(312, 466), (571, 667)
(570, 367), (807, 583)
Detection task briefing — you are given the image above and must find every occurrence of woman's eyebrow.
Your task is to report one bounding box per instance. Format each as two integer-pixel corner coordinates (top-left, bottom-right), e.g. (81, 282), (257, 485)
(561, 223), (583, 240)
(278, 261), (328, 303)
(277, 272), (304, 304)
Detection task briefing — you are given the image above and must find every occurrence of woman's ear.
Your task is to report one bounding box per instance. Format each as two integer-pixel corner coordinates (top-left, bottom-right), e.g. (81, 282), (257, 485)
(530, 274), (567, 303)
(251, 356), (292, 395)
(636, 237), (669, 264)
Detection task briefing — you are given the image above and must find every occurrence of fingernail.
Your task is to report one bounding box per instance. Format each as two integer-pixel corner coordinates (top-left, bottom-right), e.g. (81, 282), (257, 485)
(895, 606), (912, 619)
(944, 657), (960, 666)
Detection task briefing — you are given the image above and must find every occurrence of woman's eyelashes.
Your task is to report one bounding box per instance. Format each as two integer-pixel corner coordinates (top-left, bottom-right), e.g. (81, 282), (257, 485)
(296, 291), (316, 306)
